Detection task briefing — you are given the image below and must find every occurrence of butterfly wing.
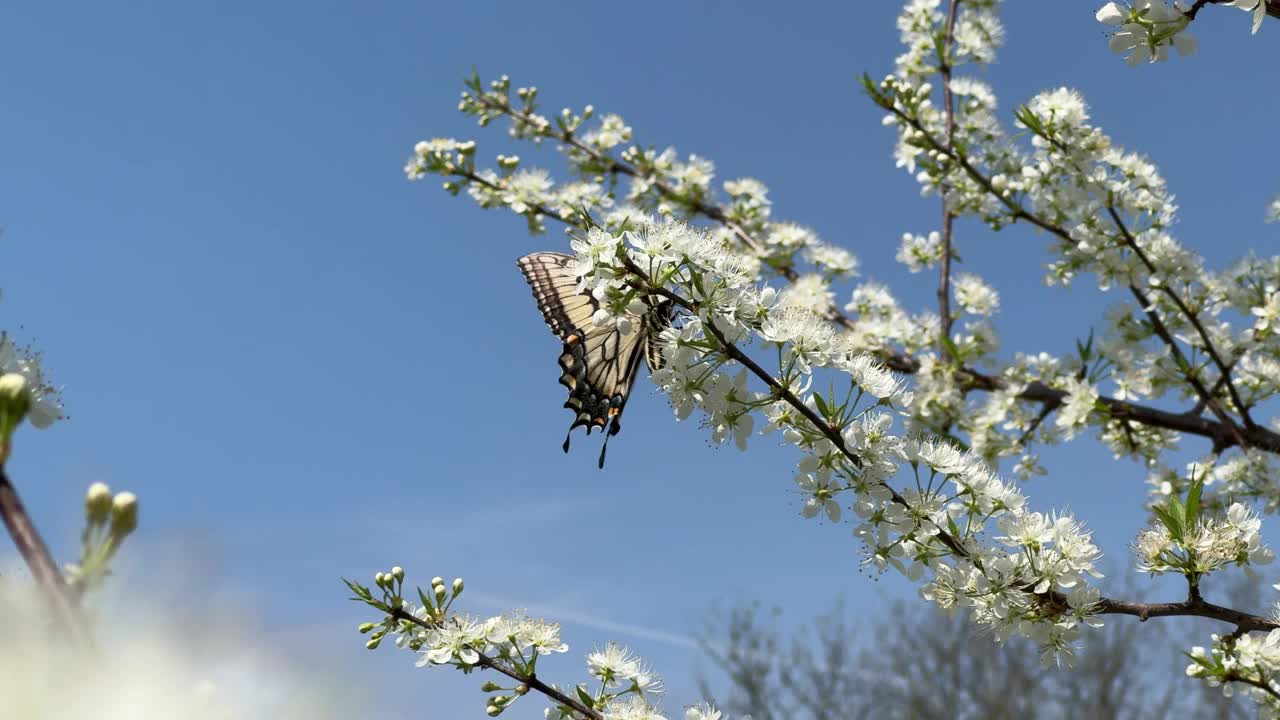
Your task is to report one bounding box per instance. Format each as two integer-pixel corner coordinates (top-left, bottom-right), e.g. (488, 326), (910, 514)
(643, 300), (673, 374)
(517, 252), (652, 468)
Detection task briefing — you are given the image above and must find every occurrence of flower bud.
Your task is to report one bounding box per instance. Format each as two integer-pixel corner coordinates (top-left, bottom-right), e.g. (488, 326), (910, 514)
(431, 576), (444, 587)
(85, 482), (113, 526)
(434, 583), (447, 603)
(0, 374), (30, 412)
(452, 578), (464, 596)
(480, 681), (502, 692)
(109, 492), (138, 538)
(358, 622), (377, 634)
(485, 704), (502, 717)
(365, 636), (382, 650)
(391, 566), (404, 581)
(0, 373), (31, 444)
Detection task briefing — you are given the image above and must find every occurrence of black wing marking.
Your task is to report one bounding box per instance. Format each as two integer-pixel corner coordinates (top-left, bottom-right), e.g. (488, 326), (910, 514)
(643, 301), (674, 373)
(517, 251), (661, 468)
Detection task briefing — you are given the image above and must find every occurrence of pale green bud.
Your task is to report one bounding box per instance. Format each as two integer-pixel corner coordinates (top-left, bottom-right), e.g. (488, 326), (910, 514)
(434, 583), (447, 603)
(365, 636), (382, 650)
(391, 566), (404, 582)
(430, 576), (444, 587)
(0, 374), (30, 412)
(485, 704), (501, 717)
(452, 578), (464, 596)
(0, 373), (31, 446)
(374, 571), (386, 587)
(480, 681), (502, 692)
(109, 492), (138, 537)
(85, 482), (113, 526)
(358, 622), (377, 634)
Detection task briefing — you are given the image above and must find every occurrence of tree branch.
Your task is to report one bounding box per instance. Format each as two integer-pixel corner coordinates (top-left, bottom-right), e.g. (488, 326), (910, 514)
(880, 100), (1263, 451)
(623, 256), (1280, 641)
(466, 86), (1280, 458)
(1097, 595), (1280, 633)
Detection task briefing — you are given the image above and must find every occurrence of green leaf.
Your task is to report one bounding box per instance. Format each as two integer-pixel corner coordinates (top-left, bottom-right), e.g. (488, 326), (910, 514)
(575, 684), (595, 708)
(812, 392), (830, 418)
(343, 578), (373, 601)
(1151, 504), (1183, 542)
(1168, 495), (1186, 534)
(418, 586), (435, 611)
(1185, 475), (1204, 526)
(942, 334), (962, 363)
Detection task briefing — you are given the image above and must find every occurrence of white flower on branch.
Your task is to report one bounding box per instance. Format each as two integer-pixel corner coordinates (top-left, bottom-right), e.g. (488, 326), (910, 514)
(418, 615), (486, 666)
(1095, 1), (1197, 64)
(896, 231), (944, 273)
(795, 470), (843, 522)
(1224, 0), (1269, 33)
(953, 272), (1000, 316)
(1054, 377), (1099, 439)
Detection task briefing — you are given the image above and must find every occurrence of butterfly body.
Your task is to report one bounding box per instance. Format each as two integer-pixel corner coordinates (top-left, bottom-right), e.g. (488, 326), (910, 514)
(517, 251), (670, 468)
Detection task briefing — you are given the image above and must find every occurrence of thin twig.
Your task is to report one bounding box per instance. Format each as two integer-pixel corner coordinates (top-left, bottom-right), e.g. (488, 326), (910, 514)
(0, 466), (90, 646)
(1105, 206), (1255, 431)
(390, 607), (603, 720)
(1223, 670), (1280, 702)
(937, 0), (961, 359)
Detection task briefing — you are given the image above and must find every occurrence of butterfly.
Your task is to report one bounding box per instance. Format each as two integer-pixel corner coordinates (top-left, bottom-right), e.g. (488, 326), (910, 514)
(517, 251), (672, 468)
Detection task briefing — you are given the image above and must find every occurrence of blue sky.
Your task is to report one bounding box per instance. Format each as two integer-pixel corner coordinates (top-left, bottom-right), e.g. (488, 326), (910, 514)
(0, 2), (1277, 717)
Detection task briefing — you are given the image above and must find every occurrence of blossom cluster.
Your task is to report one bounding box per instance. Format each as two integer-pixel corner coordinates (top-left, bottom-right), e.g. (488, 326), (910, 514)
(1187, 630), (1280, 715)
(566, 220), (1106, 663)
(868, 3), (1280, 515)
(396, 0), (1280, 711)
(347, 569), (738, 720)
(1094, 0), (1267, 65)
